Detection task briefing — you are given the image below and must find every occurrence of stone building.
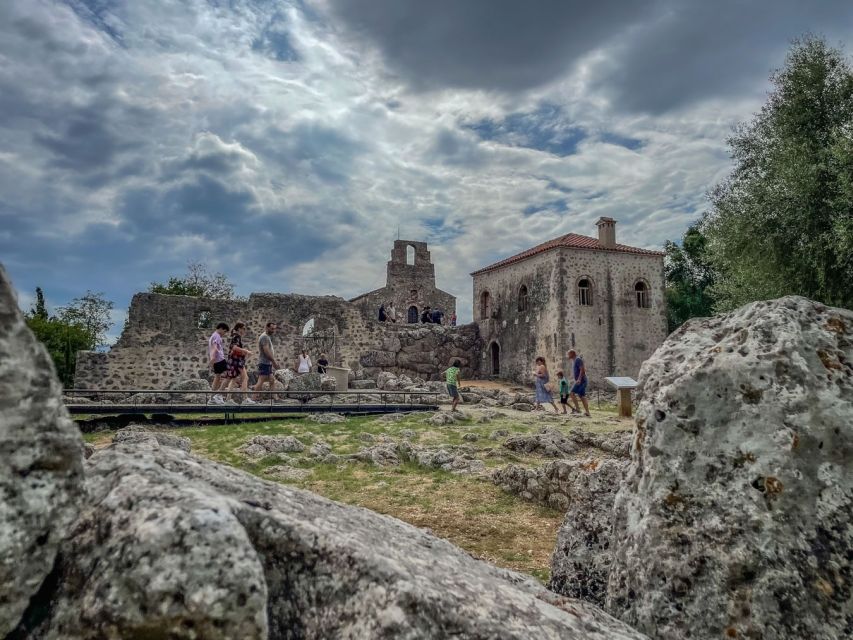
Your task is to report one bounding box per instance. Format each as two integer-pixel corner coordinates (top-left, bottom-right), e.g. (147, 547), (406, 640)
(350, 240), (456, 324)
(471, 217), (667, 385)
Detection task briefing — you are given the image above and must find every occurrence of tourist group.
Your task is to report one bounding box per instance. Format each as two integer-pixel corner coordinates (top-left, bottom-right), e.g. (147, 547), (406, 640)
(205, 321), (329, 405)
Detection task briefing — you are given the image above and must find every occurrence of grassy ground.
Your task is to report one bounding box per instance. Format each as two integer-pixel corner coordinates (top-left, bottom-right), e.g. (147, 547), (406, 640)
(83, 400), (628, 582)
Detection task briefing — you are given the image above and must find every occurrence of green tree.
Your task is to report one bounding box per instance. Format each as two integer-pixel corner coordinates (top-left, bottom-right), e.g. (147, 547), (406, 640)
(58, 291), (114, 351)
(25, 314), (93, 388)
(664, 223), (716, 332)
(30, 286), (48, 320)
(150, 261), (235, 299)
(704, 36), (853, 311)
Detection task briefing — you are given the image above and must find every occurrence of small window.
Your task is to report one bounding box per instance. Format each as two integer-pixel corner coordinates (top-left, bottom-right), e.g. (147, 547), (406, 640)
(197, 310), (211, 329)
(578, 278), (592, 306)
(518, 285), (529, 312)
(410, 289), (418, 299)
(480, 291), (491, 319)
(635, 281), (650, 308)
(406, 245), (416, 265)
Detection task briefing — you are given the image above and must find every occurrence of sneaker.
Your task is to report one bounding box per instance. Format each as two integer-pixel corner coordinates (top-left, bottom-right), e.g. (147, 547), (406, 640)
(224, 399), (237, 406)
(211, 395), (225, 405)
(243, 398), (258, 404)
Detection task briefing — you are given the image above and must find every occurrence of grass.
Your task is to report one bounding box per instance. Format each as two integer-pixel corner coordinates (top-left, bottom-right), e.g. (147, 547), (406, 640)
(83, 402), (629, 582)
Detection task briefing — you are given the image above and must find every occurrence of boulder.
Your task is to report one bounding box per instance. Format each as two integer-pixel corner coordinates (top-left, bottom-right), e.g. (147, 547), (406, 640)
(167, 378), (210, 392)
(0, 266), (84, 636)
(320, 375), (337, 391)
(376, 371), (400, 390)
(37, 443), (643, 638)
(604, 297), (853, 640)
(113, 427), (191, 453)
(307, 413), (347, 424)
(548, 459), (629, 605)
(274, 368), (296, 388)
(350, 379), (377, 390)
(242, 435), (305, 454)
(359, 350), (397, 368)
(510, 402), (534, 412)
(264, 464), (313, 481)
(289, 372), (323, 394)
(503, 428), (576, 457)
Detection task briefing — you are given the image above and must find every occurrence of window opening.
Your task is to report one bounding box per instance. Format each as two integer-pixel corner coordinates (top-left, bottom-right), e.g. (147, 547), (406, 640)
(635, 281), (650, 308)
(518, 285), (529, 312)
(578, 279), (592, 306)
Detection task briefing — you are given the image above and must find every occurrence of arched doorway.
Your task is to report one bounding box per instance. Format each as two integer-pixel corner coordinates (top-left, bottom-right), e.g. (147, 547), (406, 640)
(490, 342), (500, 376)
(407, 305), (419, 323)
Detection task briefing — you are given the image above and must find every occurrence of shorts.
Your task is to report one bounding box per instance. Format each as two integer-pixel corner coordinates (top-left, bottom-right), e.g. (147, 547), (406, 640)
(258, 362), (274, 377)
(225, 358), (245, 379)
(212, 359), (227, 375)
(571, 380), (587, 397)
(446, 384), (459, 398)
(560, 394), (569, 405)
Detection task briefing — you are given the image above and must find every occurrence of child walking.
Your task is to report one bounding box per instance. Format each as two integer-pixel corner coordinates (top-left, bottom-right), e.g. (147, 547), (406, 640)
(557, 370), (570, 414)
(445, 359), (463, 412)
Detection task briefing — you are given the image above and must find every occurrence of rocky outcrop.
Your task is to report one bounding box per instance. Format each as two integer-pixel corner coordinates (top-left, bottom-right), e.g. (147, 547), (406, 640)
(21, 439), (646, 638)
(548, 459), (627, 605)
(113, 425), (192, 452)
(0, 266), (84, 636)
(239, 435), (306, 457)
(503, 428), (577, 457)
(603, 297), (852, 639)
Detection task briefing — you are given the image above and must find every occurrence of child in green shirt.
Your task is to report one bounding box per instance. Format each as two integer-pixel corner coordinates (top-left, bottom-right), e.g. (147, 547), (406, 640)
(557, 370), (570, 414)
(445, 359), (462, 412)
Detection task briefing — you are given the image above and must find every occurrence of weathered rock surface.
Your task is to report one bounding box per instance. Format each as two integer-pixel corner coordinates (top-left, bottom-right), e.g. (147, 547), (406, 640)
(604, 297), (853, 639)
(240, 435), (305, 455)
(503, 428), (577, 457)
(548, 459), (628, 605)
(0, 266), (84, 636)
(306, 412), (346, 424)
(288, 372), (323, 394)
(349, 379), (377, 389)
(113, 426), (192, 452)
(274, 368), (296, 388)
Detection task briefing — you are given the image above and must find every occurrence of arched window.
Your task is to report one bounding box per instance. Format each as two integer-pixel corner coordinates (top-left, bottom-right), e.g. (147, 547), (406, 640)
(480, 291), (491, 319)
(635, 280), (650, 308)
(197, 310), (211, 329)
(406, 245), (415, 265)
(577, 278), (593, 306)
(517, 285), (529, 312)
(407, 305), (419, 323)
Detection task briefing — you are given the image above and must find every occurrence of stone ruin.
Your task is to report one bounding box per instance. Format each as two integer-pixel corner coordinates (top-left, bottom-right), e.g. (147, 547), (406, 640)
(3, 257), (851, 639)
(74, 291), (481, 391)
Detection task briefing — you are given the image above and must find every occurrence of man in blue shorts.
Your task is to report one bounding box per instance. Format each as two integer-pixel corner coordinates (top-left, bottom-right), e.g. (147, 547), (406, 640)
(253, 322), (279, 401)
(567, 349), (590, 416)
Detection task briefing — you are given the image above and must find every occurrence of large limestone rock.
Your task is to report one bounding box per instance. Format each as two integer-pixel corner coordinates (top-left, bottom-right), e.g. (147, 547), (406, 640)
(0, 266), (84, 635)
(21, 438), (647, 639)
(605, 297), (853, 639)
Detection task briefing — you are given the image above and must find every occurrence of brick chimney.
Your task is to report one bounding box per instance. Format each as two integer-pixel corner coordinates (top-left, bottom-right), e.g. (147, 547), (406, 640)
(596, 217), (616, 247)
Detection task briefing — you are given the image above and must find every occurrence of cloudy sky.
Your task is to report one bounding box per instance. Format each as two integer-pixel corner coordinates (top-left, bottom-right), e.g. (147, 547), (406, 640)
(2, 0), (852, 336)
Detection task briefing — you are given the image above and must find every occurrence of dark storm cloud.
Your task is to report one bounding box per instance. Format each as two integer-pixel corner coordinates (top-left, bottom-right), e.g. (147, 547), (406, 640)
(326, 0), (655, 92)
(326, 0), (853, 112)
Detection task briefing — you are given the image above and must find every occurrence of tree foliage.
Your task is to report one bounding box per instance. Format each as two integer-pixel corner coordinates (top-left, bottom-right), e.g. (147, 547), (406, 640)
(664, 224), (716, 332)
(150, 261), (236, 300)
(704, 37), (853, 311)
(58, 291), (114, 351)
(24, 288), (114, 387)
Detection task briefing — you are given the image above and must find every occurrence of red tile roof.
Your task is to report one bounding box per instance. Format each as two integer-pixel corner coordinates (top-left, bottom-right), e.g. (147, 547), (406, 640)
(471, 233), (664, 276)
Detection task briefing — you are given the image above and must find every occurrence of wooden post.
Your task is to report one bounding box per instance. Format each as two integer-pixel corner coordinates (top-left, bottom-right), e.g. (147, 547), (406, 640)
(617, 388), (632, 418)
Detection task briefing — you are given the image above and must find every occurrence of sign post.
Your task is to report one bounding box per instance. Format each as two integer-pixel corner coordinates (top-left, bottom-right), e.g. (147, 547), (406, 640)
(605, 376), (638, 418)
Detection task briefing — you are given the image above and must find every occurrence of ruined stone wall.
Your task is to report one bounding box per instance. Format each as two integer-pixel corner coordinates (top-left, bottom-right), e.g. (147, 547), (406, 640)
(350, 240), (456, 324)
(74, 292), (480, 390)
(473, 247), (667, 385)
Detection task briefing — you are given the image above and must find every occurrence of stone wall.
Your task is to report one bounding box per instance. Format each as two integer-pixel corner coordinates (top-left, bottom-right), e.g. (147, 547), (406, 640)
(473, 246), (667, 385)
(74, 292), (481, 390)
(351, 240), (456, 324)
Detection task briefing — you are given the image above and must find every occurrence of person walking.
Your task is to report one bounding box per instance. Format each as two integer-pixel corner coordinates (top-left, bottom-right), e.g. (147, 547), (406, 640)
(444, 359), (463, 412)
(567, 349), (591, 416)
(450, 312), (457, 326)
(317, 352), (329, 374)
(533, 356), (559, 413)
(421, 306), (432, 323)
(224, 322), (255, 404)
(387, 302), (396, 323)
(378, 303), (387, 322)
(297, 348), (312, 374)
(253, 322), (279, 401)
(557, 370), (570, 414)
(207, 322), (230, 404)
(431, 307), (444, 324)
